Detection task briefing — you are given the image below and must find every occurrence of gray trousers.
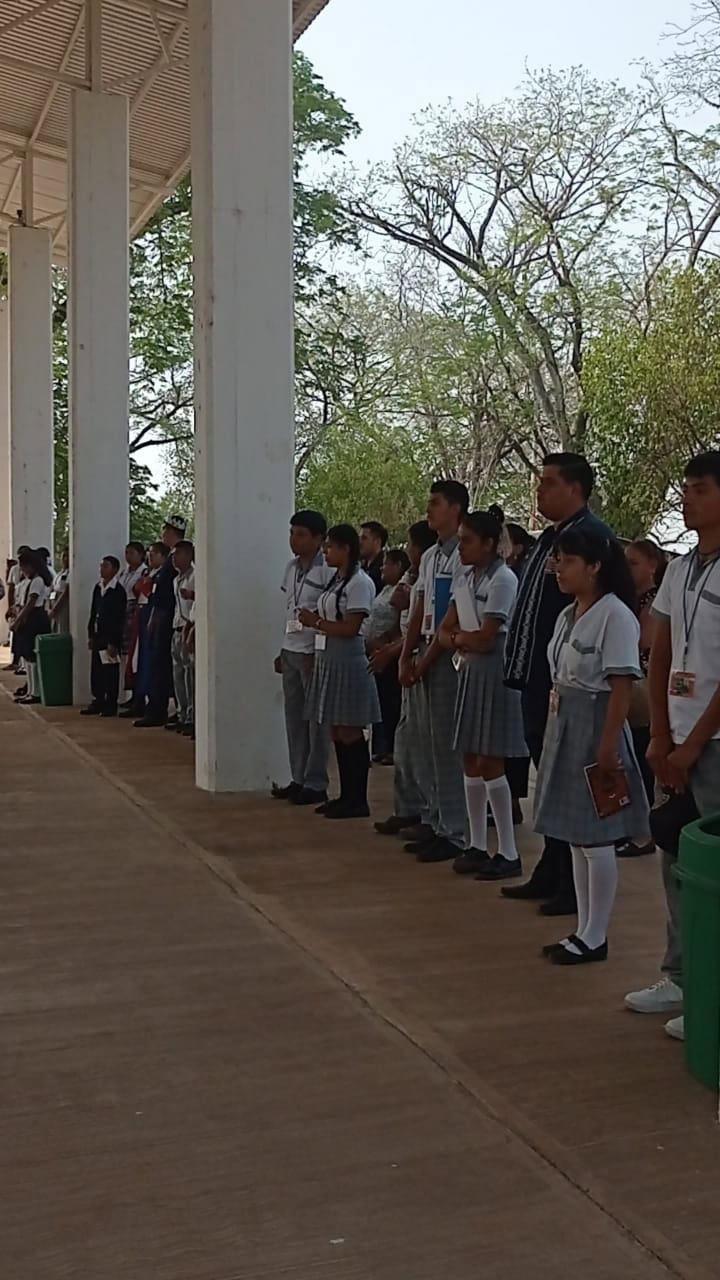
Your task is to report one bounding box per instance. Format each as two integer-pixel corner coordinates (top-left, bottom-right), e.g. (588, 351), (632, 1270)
(171, 630), (195, 725)
(394, 682), (434, 821)
(661, 739), (720, 985)
(281, 649), (330, 793)
(424, 650), (467, 849)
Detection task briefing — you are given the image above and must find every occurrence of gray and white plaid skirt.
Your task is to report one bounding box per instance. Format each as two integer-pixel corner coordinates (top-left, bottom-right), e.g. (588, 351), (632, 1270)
(533, 684), (650, 846)
(452, 646), (529, 757)
(304, 635), (381, 728)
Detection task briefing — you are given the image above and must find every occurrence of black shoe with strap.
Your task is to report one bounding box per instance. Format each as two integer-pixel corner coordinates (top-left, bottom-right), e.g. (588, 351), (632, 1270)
(291, 788), (328, 806)
(475, 855), (523, 881)
(550, 938), (608, 965)
(452, 848), (490, 876)
(374, 814), (421, 836)
(416, 837), (459, 863)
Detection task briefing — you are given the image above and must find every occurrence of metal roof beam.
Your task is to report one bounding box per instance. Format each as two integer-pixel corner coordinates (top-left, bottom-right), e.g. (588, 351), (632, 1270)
(0, 51), (90, 90)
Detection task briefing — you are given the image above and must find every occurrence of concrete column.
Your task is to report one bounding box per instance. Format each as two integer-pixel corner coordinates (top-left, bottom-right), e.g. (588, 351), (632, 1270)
(189, 0), (294, 792)
(8, 225), (54, 553)
(68, 89), (129, 702)
(0, 299), (10, 613)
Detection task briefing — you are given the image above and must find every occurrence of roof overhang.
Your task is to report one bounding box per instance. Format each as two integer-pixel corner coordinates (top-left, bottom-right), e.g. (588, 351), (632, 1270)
(0, 0), (331, 264)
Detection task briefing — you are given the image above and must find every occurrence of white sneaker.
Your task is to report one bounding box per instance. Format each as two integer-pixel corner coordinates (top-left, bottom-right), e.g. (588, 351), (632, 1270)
(624, 977), (683, 1014)
(665, 1015), (685, 1041)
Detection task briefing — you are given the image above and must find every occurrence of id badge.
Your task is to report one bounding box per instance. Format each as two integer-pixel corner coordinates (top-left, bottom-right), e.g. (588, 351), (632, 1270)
(451, 650), (465, 673)
(314, 632), (327, 652)
(669, 670), (696, 698)
(548, 686), (560, 716)
(423, 612), (434, 638)
(285, 611), (303, 635)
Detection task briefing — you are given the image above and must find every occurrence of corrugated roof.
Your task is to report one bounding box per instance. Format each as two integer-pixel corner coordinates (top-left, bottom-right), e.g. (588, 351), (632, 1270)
(0, 0), (332, 262)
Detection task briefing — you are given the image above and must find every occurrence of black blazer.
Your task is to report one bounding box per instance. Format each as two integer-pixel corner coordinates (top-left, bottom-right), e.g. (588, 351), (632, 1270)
(88, 582), (127, 651)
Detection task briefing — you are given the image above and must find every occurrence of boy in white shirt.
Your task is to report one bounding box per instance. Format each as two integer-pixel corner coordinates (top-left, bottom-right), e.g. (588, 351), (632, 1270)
(273, 509), (335, 805)
(169, 540), (196, 736)
(626, 452), (720, 1040)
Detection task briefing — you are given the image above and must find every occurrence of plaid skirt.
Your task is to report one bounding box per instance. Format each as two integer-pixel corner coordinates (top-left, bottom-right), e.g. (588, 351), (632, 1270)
(305, 635), (381, 728)
(533, 684), (649, 846)
(452, 646), (528, 757)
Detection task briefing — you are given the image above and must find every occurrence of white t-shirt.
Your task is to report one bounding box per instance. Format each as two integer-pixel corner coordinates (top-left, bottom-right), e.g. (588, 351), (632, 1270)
(316, 568), (376, 638)
(417, 536), (461, 636)
(280, 553), (336, 654)
(24, 576), (50, 608)
(548, 593), (641, 694)
(451, 558), (518, 634)
(653, 549), (720, 743)
(173, 568), (196, 628)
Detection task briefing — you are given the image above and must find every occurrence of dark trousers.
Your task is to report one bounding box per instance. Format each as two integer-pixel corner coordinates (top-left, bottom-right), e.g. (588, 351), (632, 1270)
(90, 649), (120, 712)
(631, 724), (654, 805)
(147, 610), (174, 721)
(522, 684), (575, 901)
(375, 661), (402, 756)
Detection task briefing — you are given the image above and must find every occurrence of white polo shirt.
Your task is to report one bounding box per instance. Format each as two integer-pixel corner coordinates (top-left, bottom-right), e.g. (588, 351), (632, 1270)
(23, 576), (50, 609)
(281, 552), (335, 654)
(653, 549), (720, 743)
(316, 568), (376, 638)
(548, 593), (641, 694)
(451, 558), (518, 633)
(417, 535), (461, 636)
(173, 568), (195, 628)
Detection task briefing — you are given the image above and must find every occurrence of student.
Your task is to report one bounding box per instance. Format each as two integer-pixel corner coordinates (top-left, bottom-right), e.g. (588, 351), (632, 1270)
(400, 479), (470, 862)
(300, 523), (380, 819)
(535, 529), (649, 965)
(359, 520), (388, 594)
(374, 520), (437, 838)
(273, 509), (334, 805)
(48, 548), (70, 634)
(135, 522), (183, 728)
(367, 548), (410, 763)
(81, 557), (127, 718)
(122, 542), (170, 721)
(118, 542), (148, 706)
(9, 549), (52, 705)
(168, 540), (196, 736)
(503, 453), (616, 916)
(438, 506), (528, 879)
(5, 545), (31, 673)
(619, 538), (667, 856)
(626, 453), (720, 1040)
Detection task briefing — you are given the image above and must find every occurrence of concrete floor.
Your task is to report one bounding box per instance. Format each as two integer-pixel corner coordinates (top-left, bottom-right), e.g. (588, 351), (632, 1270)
(3, 673), (720, 1280)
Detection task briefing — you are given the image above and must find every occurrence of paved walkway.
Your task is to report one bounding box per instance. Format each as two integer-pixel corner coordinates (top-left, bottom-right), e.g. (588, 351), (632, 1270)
(3, 681), (719, 1279)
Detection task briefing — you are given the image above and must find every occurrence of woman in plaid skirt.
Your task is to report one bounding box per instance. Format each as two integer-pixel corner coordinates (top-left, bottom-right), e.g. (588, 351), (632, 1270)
(535, 528), (649, 966)
(300, 524), (380, 820)
(438, 507), (529, 881)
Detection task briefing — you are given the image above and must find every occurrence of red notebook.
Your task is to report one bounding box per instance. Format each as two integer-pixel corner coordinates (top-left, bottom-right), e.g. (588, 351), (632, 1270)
(584, 763), (631, 820)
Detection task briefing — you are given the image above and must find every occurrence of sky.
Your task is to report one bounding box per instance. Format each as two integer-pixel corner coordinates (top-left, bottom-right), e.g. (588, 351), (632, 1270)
(299, 0), (696, 164)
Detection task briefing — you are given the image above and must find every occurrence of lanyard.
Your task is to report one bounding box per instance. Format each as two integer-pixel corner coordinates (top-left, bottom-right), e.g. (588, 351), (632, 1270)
(682, 551), (720, 667)
(428, 543), (455, 606)
(551, 611), (575, 678)
(318, 571), (341, 619)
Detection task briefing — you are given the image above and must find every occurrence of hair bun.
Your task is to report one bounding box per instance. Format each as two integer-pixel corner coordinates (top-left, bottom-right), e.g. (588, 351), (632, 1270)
(487, 503), (505, 525)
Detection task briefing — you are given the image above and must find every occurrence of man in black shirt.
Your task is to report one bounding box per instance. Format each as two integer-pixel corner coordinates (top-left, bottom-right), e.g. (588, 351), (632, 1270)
(503, 454), (616, 916)
(135, 514), (187, 728)
(81, 556), (126, 718)
(360, 521), (388, 595)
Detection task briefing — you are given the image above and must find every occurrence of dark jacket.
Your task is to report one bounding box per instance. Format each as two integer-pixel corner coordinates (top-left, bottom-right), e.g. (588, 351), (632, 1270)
(364, 554), (384, 596)
(88, 581), (127, 652)
(151, 556), (177, 615)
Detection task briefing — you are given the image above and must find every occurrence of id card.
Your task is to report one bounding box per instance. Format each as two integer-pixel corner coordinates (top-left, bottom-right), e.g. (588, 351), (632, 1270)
(548, 687), (560, 716)
(285, 612), (303, 634)
(423, 612), (434, 638)
(314, 632), (327, 652)
(669, 670), (696, 698)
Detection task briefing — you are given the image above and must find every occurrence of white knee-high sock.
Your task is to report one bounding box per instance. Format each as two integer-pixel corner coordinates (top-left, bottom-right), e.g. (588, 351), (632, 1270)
(571, 845), (589, 939)
(27, 664), (36, 697)
(463, 775), (488, 852)
(486, 775), (518, 860)
(579, 844), (618, 950)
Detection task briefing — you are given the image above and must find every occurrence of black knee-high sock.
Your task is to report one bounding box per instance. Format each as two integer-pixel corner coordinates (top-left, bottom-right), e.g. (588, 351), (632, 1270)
(334, 740), (348, 801)
(347, 736), (370, 808)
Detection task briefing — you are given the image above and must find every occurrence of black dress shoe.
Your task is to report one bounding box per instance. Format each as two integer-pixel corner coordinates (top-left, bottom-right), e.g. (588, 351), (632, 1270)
(539, 894), (578, 917)
(374, 814), (421, 836)
(316, 798), (341, 815)
(100, 708), (118, 718)
(542, 933), (580, 957)
(119, 705), (140, 719)
(616, 839), (656, 858)
(416, 837), (459, 863)
(80, 705), (103, 717)
(551, 938), (608, 965)
(501, 879), (552, 901)
(475, 856), (523, 881)
(452, 848), (490, 875)
(404, 833), (437, 854)
(165, 720), (181, 732)
(271, 782), (303, 801)
(291, 788), (328, 806)
(181, 724), (194, 737)
(402, 823), (434, 843)
(133, 717), (165, 728)
(324, 801), (370, 820)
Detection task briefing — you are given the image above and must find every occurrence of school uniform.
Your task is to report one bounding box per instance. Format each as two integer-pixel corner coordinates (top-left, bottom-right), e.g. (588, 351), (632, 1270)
(651, 550), (720, 985)
(451, 558), (528, 758)
(304, 567), (380, 728)
(172, 567), (196, 727)
(49, 568), (70, 634)
(280, 552), (335, 794)
(533, 594), (649, 846)
(417, 536), (467, 850)
(87, 576), (127, 714)
(393, 573), (434, 822)
(145, 556), (176, 723)
(14, 576), (51, 662)
(367, 582), (402, 757)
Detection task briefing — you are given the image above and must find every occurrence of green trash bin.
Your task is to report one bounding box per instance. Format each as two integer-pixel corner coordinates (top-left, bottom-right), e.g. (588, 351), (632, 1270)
(676, 814), (720, 1091)
(35, 632), (74, 707)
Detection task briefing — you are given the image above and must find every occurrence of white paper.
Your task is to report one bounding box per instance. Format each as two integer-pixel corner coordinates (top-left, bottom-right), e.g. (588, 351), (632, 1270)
(453, 576), (480, 632)
(99, 649), (120, 666)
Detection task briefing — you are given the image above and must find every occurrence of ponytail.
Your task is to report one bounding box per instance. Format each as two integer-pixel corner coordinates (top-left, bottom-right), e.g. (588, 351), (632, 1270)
(461, 504), (506, 552)
(326, 523), (361, 619)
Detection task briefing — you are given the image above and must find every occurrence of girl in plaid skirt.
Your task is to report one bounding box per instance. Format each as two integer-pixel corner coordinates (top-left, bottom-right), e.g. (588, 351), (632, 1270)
(535, 529), (649, 966)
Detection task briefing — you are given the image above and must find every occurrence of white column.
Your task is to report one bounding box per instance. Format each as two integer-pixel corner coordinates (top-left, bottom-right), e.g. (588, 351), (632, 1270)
(189, 0), (294, 792)
(8, 225), (54, 553)
(68, 89), (129, 702)
(0, 299), (10, 607)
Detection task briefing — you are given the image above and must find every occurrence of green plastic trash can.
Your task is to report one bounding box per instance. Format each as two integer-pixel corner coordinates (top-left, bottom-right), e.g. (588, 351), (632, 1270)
(35, 632), (74, 707)
(676, 814), (720, 1091)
